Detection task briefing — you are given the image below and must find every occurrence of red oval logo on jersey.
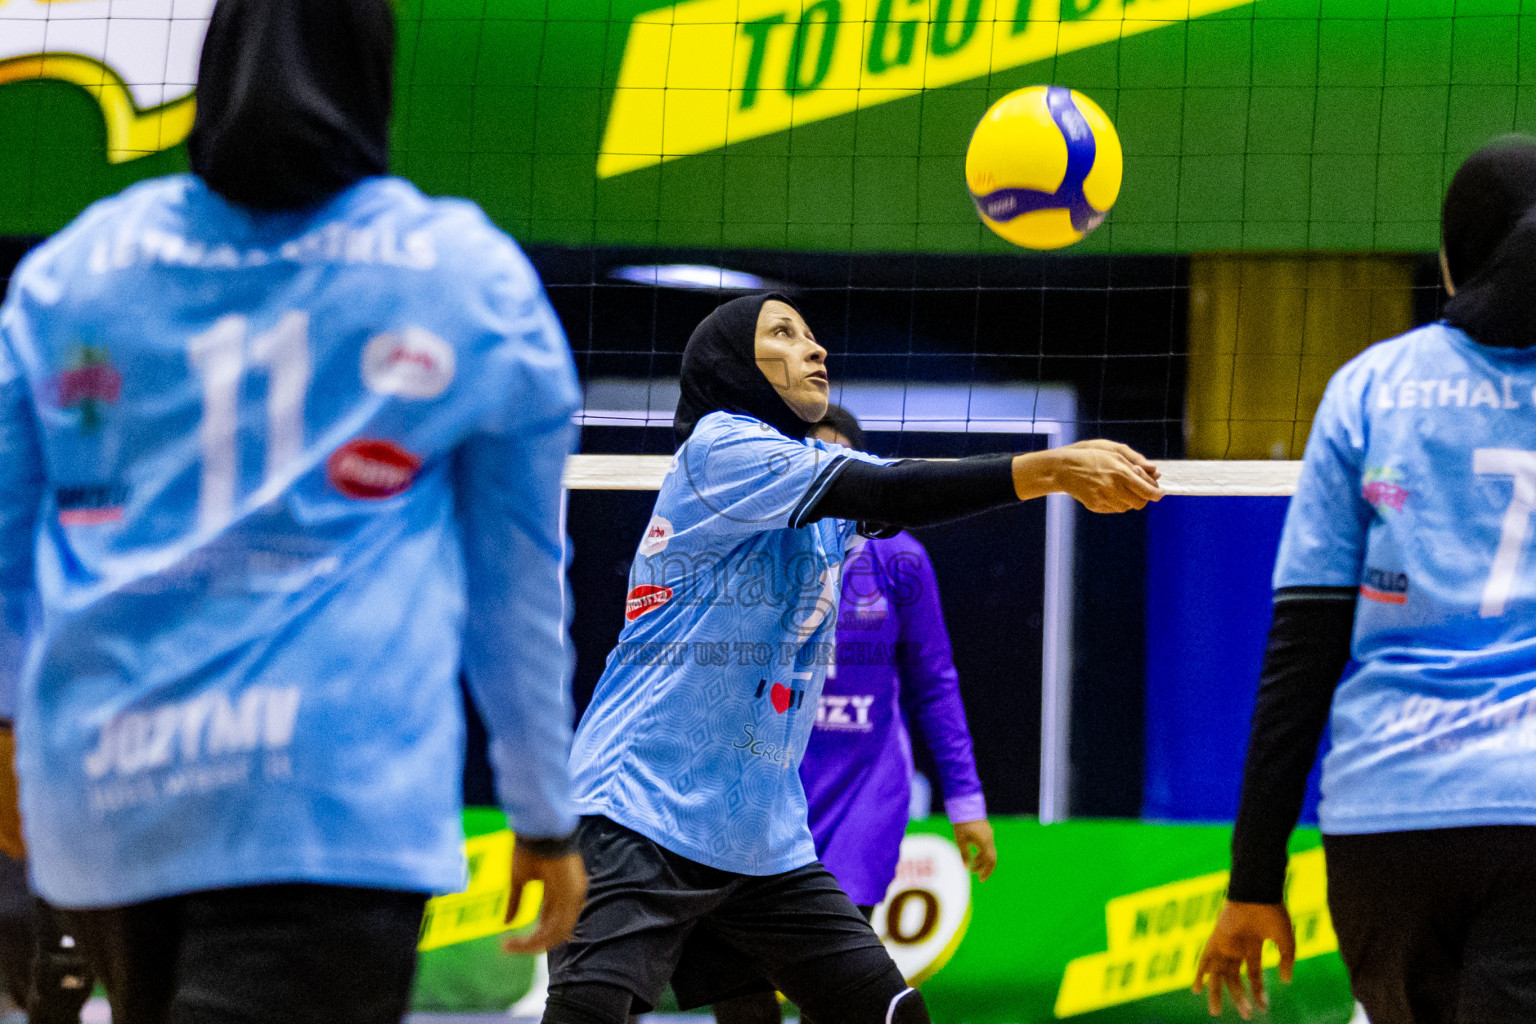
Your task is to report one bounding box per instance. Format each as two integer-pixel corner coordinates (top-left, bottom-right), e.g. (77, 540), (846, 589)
(327, 439), (423, 500)
(625, 585), (673, 622)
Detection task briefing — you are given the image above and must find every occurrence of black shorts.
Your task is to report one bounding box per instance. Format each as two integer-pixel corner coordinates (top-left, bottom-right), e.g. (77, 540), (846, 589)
(1325, 826), (1536, 1024)
(57, 883), (426, 1024)
(548, 815), (888, 1012)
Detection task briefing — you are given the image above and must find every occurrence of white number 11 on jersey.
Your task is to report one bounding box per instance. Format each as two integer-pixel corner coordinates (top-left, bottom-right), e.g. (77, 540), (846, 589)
(1473, 448), (1536, 618)
(187, 312), (312, 531)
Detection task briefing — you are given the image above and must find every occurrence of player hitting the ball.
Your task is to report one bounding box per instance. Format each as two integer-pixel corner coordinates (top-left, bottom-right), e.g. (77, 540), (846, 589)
(541, 293), (1161, 1024)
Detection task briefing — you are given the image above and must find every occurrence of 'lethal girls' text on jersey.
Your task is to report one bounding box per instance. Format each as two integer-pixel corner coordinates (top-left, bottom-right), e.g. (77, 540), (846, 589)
(569, 412), (884, 875)
(0, 174), (579, 907)
(1278, 322), (1536, 834)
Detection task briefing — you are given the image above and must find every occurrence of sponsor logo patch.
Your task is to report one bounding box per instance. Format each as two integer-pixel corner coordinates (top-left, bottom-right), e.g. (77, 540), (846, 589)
(1362, 467), (1410, 515)
(362, 328), (455, 400)
(815, 694), (875, 732)
(732, 724), (794, 769)
(57, 483), (127, 526)
(638, 515), (673, 557)
(326, 439), (422, 499)
(51, 344), (122, 434)
(1361, 566), (1409, 604)
(625, 584), (673, 621)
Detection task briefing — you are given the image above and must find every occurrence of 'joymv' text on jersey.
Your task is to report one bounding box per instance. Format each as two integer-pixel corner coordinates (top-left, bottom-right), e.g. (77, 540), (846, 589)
(1278, 322), (1536, 833)
(0, 175), (580, 907)
(569, 412), (882, 875)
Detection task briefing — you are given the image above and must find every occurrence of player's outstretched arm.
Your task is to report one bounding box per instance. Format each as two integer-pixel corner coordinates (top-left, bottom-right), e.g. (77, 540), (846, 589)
(796, 438), (1162, 531)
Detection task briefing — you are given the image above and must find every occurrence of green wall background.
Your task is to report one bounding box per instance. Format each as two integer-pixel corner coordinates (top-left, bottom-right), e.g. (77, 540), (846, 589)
(413, 816), (1355, 1023)
(3, 0), (1533, 253)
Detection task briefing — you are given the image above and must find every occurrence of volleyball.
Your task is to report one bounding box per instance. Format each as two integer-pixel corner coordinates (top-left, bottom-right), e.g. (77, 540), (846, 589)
(965, 86), (1123, 250)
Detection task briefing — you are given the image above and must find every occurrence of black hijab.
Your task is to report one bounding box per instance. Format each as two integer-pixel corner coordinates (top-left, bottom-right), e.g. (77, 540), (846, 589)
(674, 294), (810, 445)
(1442, 135), (1536, 349)
(188, 0), (394, 211)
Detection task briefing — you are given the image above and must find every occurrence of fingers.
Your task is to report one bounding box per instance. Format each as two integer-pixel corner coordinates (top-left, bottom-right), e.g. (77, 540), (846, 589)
(1074, 440), (1161, 480)
(1277, 919), (1297, 984)
(1196, 950), (1253, 1020)
(1123, 465), (1164, 500)
(504, 855), (531, 927)
(1244, 939), (1267, 1014)
(501, 852), (588, 955)
(1195, 953), (1249, 1018)
(974, 840), (997, 881)
(503, 891), (575, 955)
(1195, 931), (1251, 1019)
(1224, 970), (1254, 1020)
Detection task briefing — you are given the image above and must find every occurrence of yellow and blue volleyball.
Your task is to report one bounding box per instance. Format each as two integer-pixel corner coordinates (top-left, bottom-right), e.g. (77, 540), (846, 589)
(965, 86), (1123, 250)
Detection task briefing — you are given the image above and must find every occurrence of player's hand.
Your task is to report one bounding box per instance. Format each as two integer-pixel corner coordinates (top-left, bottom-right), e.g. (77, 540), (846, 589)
(1193, 900), (1296, 1019)
(952, 818), (997, 881)
(1030, 440), (1163, 513)
(501, 844), (588, 955)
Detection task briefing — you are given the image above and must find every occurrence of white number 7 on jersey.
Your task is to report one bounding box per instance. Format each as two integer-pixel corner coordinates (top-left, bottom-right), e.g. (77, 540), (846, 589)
(1473, 448), (1536, 618)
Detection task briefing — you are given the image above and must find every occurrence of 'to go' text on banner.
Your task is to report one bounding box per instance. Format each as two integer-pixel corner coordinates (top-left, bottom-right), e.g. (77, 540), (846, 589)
(597, 0), (1261, 178)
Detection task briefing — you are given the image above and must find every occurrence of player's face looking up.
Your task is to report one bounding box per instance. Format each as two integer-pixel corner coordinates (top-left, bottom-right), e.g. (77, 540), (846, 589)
(754, 300), (829, 423)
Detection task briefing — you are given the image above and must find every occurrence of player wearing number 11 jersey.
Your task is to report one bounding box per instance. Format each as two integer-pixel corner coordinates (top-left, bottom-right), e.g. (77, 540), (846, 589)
(1197, 136), (1536, 1024)
(0, 1), (585, 1022)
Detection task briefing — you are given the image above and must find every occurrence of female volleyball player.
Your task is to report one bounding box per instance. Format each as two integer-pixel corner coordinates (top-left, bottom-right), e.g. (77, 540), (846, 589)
(0, 0), (585, 1021)
(1196, 135), (1536, 1023)
(542, 294), (1161, 1024)
(711, 403), (995, 1024)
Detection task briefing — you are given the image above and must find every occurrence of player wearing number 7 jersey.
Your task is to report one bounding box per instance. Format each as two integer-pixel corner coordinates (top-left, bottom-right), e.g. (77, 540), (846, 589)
(1197, 136), (1536, 1024)
(0, 0), (586, 1022)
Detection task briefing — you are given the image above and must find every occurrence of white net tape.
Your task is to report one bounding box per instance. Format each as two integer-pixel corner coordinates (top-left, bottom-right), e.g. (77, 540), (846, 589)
(562, 456), (1302, 497)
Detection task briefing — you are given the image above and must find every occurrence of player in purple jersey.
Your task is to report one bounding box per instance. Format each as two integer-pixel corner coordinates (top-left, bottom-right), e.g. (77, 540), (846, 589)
(544, 295), (1161, 1024)
(800, 405), (995, 903)
(712, 405), (995, 1024)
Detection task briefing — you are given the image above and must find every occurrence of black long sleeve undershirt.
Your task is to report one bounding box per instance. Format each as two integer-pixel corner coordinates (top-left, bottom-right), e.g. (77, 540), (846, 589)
(793, 454), (1019, 532)
(1227, 587), (1356, 904)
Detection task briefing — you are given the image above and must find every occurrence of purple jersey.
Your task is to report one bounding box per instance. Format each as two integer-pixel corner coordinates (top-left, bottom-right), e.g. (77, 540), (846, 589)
(799, 532), (985, 905)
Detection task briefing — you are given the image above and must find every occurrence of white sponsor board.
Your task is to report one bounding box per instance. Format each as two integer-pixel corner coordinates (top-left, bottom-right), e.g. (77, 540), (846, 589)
(873, 832), (973, 984)
(0, 0), (216, 161)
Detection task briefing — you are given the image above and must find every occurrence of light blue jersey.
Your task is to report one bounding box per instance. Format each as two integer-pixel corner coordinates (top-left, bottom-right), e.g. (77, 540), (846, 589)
(0, 174), (580, 908)
(570, 412), (881, 875)
(1278, 322), (1536, 835)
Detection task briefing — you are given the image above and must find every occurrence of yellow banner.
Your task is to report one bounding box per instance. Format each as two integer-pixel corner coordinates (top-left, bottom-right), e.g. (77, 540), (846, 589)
(417, 829), (544, 952)
(1053, 848), (1338, 1017)
(597, 0), (1259, 178)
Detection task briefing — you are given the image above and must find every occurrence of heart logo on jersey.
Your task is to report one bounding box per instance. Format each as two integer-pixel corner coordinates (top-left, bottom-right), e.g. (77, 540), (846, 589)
(770, 683), (794, 714)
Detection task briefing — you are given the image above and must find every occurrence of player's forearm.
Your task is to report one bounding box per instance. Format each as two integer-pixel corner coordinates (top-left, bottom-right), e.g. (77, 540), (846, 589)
(0, 367), (44, 722)
(799, 454), (1018, 529)
(455, 417), (580, 841)
(902, 662), (985, 812)
(1228, 588), (1355, 903)
(461, 563), (579, 840)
